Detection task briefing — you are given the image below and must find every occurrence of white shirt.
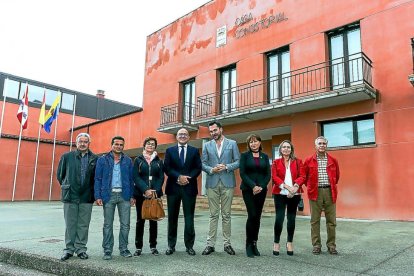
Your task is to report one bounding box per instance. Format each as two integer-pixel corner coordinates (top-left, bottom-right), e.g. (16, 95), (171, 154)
(280, 160), (292, 195)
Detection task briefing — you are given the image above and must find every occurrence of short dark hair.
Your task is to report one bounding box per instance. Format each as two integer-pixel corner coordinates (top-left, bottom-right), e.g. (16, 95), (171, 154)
(246, 134), (263, 152)
(143, 137), (158, 148)
(208, 121), (222, 128)
(111, 136), (125, 145)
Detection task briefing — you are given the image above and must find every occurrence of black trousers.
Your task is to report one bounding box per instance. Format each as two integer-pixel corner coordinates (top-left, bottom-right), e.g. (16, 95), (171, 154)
(166, 187), (197, 249)
(273, 194), (301, 243)
(135, 197), (157, 249)
(242, 189), (267, 244)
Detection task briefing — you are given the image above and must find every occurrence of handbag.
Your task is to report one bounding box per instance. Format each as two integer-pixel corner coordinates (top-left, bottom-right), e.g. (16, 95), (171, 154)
(141, 191), (165, 221)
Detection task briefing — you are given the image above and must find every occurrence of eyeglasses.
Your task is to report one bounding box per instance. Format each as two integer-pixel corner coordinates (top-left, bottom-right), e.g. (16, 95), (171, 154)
(317, 142), (327, 145)
(177, 133), (189, 137)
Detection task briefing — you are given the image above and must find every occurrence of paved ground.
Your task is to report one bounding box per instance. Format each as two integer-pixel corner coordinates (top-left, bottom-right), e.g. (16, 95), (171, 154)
(0, 201), (413, 275)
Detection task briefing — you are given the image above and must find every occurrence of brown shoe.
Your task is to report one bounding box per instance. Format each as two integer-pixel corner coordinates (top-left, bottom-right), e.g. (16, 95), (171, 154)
(312, 246), (321, 255)
(328, 247), (338, 255)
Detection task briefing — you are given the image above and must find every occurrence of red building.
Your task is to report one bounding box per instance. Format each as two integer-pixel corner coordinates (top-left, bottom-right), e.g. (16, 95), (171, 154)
(2, 0), (414, 221)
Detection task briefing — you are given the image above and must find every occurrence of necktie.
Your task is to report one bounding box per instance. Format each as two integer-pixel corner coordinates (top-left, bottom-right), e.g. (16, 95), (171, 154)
(179, 146), (185, 165)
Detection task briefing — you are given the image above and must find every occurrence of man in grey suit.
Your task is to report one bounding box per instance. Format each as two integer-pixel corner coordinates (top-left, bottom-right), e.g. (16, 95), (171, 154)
(201, 121), (240, 255)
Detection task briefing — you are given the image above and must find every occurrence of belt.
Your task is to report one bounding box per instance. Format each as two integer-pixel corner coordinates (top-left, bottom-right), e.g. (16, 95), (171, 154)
(112, 188), (122, 193)
(318, 186), (331, 189)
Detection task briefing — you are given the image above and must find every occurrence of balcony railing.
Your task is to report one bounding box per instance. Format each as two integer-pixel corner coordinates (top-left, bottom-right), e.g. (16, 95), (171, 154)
(196, 53), (373, 119)
(159, 52), (375, 129)
(160, 102), (196, 128)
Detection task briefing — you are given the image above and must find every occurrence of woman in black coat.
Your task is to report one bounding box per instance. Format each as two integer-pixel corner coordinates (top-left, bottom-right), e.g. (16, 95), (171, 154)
(133, 137), (164, 256)
(240, 134), (271, 258)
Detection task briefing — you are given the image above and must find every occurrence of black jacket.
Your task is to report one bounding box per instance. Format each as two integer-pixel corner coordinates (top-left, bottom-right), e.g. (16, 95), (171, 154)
(57, 149), (98, 203)
(239, 151), (271, 191)
(133, 155), (164, 198)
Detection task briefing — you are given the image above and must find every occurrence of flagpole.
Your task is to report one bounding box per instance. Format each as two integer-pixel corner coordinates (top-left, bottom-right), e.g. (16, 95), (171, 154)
(48, 91), (61, 201)
(32, 89), (46, 200)
(12, 123), (23, 201)
(32, 124), (42, 200)
(0, 77), (9, 138)
(69, 94), (77, 151)
(13, 82), (28, 201)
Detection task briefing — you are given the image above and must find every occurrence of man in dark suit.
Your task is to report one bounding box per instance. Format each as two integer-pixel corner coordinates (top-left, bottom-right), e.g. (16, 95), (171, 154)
(164, 128), (202, 255)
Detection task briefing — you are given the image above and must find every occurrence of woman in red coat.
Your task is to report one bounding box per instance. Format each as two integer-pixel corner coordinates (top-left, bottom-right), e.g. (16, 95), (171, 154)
(271, 140), (305, 256)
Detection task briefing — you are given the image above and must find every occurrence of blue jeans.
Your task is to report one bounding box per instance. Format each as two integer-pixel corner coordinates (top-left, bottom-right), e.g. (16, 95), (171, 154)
(102, 192), (131, 253)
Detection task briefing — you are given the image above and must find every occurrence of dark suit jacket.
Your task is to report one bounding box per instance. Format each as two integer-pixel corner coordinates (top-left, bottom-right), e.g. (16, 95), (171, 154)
(239, 151), (271, 191)
(164, 144), (202, 197)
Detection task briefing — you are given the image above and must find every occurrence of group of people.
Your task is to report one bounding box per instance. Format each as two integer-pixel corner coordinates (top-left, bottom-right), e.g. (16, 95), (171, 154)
(56, 120), (340, 262)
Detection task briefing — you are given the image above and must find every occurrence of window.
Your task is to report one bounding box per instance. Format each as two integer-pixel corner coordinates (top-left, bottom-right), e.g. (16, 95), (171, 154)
(182, 79), (195, 124)
(321, 114), (375, 147)
(220, 65), (236, 114)
(328, 23), (362, 89)
(3, 79), (20, 99)
(61, 93), (75, 111)
(267, 47), (290, 102)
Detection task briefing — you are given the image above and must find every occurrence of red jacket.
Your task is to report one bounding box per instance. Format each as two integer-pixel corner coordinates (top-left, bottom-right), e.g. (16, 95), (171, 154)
(302, 153), (340, 203)
(272, 158), (305, 195)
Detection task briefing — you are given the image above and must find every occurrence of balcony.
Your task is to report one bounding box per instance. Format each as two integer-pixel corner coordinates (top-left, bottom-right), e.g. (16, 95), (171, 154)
(158, 103), (198, 134)
(159, 52), (376, 131)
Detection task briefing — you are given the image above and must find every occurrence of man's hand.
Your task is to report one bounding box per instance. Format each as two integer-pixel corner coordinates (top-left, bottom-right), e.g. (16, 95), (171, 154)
(144, 189), (156, 198)
(130, 198), (136, 206)
(212, 164), (226, 173)
(178, 175), (191, 185)
(96, 199), (103, 206)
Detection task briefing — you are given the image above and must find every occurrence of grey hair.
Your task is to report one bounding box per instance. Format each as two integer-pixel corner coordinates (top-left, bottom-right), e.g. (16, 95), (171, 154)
(76, 133), (91, 143)
(314, 136), (328, 145)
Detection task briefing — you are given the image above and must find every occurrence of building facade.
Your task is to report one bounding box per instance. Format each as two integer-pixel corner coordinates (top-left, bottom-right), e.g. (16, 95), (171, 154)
(2, 0), (413, 221)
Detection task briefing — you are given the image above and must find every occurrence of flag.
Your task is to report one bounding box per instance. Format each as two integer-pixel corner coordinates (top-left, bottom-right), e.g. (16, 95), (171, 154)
(43, 93), (61, 133)
(38, 91), (46, 126)
(17, 85), (29, 129)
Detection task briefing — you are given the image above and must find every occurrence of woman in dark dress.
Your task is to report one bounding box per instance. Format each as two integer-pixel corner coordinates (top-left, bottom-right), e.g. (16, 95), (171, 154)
(240, 134), (271, 258)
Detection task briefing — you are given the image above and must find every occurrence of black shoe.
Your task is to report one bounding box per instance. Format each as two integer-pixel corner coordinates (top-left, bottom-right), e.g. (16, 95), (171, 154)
(246, 244), (254, 258)
(77, 252), (88, 260)
(133, 249), (142, 256)
(151, 248), (159, 256)
(252, 241), (260, 256)
(165, 247), (175, 255)
(224, 245), (235, 255)
(60, 253), (73, 261)
(186, 248), (196, 256)
(201, 246), (215, 255)
(286, 243), (294, 256)
(273, 250), (280, 256)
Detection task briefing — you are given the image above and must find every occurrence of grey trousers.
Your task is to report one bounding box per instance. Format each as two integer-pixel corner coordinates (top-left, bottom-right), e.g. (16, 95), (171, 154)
(63, 202), (93, 255)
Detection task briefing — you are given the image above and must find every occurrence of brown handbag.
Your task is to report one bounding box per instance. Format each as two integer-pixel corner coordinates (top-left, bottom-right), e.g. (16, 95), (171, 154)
(141, 192), (165, 221)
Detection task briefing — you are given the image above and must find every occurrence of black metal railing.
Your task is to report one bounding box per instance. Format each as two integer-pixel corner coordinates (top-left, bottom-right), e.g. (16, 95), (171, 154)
(195, 52), (373, 119)
(160, 102), (195, 127)
(159, 53), (373, 126)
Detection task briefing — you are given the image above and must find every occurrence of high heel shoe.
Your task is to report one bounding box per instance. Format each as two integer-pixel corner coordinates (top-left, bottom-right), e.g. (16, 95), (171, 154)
(286, 242), (294, 256)
(273, 243), (280, 256)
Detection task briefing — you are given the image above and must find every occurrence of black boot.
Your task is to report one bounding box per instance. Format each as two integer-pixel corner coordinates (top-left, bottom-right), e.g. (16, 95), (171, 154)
(246, 243), (255, 258)
(252, 241), (260, 256)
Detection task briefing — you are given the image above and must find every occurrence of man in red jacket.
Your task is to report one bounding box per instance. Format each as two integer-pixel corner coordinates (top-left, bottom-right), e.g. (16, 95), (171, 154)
(303, 136), (340, 255)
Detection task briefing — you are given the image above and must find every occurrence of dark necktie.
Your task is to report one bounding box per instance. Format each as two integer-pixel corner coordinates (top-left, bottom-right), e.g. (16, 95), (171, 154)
(179, 145), (185, 165)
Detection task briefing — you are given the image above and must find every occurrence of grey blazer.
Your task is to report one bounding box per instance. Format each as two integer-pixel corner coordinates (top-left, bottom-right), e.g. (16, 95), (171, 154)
(201, 137), (240, 189)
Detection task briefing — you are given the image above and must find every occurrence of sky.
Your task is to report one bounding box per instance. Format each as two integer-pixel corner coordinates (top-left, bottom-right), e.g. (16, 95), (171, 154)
(0, 0), (210, 107)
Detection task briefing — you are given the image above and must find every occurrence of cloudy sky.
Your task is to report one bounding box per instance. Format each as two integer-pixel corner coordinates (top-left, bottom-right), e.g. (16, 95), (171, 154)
(0, 0), (210, 107)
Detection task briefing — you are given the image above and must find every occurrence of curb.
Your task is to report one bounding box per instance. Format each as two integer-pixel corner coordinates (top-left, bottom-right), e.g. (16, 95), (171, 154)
(0, 248), (138, 276)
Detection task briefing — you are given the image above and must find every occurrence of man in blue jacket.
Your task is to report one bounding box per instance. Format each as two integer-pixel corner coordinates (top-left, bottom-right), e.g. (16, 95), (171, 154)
(95, 136), (135, 260)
